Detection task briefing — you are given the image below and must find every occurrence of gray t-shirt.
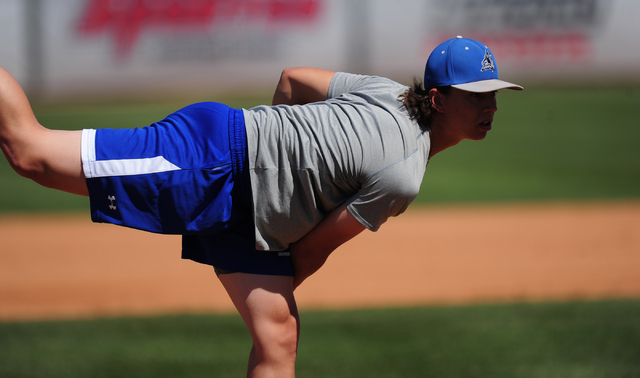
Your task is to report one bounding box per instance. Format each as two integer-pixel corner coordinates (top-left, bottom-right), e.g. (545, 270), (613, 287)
(243, 72), (431, 251)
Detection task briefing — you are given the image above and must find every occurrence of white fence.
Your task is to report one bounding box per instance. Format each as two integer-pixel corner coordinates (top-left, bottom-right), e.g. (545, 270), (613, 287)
(1, 0), (639, 99)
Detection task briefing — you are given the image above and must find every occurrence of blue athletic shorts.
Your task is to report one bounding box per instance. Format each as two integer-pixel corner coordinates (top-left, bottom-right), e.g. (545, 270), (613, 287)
(81, 102), (293, 276)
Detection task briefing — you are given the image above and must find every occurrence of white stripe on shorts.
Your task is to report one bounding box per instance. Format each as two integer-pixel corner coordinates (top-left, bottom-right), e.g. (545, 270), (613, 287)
(81, 129), (181, 178)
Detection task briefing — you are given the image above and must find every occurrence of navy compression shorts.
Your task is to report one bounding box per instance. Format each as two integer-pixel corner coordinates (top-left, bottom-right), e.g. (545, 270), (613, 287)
(81, 102), (293, 276)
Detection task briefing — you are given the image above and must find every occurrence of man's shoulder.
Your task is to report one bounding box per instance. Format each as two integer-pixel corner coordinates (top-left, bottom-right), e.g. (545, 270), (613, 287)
(329, 72), (407, 98)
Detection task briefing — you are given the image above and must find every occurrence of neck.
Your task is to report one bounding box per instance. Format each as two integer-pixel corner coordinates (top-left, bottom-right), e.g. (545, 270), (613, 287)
(428, 119), (463, 158)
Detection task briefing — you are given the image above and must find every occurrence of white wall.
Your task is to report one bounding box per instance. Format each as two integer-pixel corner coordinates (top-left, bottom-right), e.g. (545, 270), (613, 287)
(0, 0), (638, 100)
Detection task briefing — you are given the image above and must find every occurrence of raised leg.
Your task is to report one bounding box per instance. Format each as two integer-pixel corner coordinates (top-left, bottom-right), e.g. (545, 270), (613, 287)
(218, 272), (299, 378)
(0, 66), (87, 196)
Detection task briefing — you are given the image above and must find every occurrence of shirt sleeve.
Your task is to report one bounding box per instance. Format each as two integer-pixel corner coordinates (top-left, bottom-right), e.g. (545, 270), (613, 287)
(328, 72), (398, 100)
(345, 158), (424, 231)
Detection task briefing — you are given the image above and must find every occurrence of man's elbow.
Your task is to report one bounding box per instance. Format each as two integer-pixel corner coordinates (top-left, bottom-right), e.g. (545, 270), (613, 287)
(272, 68), (297, 105)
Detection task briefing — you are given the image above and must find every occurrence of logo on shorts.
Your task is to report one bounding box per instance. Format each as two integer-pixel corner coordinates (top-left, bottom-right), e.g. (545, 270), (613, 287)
(108, 195), (117, 210)
(278, 251), (291, 257)
(481, 49), (496, 72)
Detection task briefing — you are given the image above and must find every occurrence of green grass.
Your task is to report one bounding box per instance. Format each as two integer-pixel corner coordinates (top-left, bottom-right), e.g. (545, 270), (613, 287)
(418, 86), (640, 203)
(1, 86), (639, 212)
(2, 89), (638, 378)
(1, 300), (639, 378)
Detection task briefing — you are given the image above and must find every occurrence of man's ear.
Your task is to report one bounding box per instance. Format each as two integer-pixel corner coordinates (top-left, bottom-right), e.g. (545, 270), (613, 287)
(429, 88), (445, 113)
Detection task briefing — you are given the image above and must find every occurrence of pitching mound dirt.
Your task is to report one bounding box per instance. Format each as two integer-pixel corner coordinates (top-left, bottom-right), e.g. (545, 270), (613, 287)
(1, 201), (639, 321)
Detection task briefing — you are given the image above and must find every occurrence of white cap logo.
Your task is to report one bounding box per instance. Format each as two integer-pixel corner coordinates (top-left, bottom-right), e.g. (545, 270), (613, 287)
(481, 50), (496, 72)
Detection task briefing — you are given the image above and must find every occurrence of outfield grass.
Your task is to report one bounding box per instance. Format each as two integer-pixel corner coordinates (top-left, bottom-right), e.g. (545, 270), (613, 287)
(418, 86), (640, 203)
(0, 87), (638, 377)
(1, 300), (639, 378)
(0, 86), (639, 212)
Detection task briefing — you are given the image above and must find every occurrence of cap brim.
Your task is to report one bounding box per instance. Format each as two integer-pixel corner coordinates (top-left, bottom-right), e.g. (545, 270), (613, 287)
(452, 79), (523, 92)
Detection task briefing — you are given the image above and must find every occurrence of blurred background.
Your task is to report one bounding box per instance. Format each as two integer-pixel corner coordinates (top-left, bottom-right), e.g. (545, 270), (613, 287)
(1, 0), (639, 211)
(1, 0), (639, 101)
(1, 2), (639, 377)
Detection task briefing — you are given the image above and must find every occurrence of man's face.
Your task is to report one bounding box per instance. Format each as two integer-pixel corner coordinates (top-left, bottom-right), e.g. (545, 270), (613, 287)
(439, 88), (498, 141)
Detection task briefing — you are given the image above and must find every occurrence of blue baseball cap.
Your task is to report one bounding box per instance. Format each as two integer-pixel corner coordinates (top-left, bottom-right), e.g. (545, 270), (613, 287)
(424, 36), (523, 93)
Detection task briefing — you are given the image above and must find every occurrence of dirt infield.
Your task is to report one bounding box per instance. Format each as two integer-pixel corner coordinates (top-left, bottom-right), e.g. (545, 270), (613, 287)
(1, 201), (639, 321)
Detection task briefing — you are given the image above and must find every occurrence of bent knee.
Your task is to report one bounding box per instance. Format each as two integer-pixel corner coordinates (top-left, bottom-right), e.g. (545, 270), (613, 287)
(9, 155), (64, 192)
(254, 314), (300, 362)
(2, 128), (86, 194)
(1, 124), (45, 177)
(276, 315), (300, 356)
(3, 145), (45, 181)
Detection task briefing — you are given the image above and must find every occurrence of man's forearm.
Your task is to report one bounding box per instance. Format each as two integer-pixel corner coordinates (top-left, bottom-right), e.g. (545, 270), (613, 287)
(290, 241), (335, 289)
(289, 203), (366, 289)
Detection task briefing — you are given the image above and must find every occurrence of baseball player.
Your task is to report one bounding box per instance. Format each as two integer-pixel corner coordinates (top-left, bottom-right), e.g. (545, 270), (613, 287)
(0, 37), (522, 377)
